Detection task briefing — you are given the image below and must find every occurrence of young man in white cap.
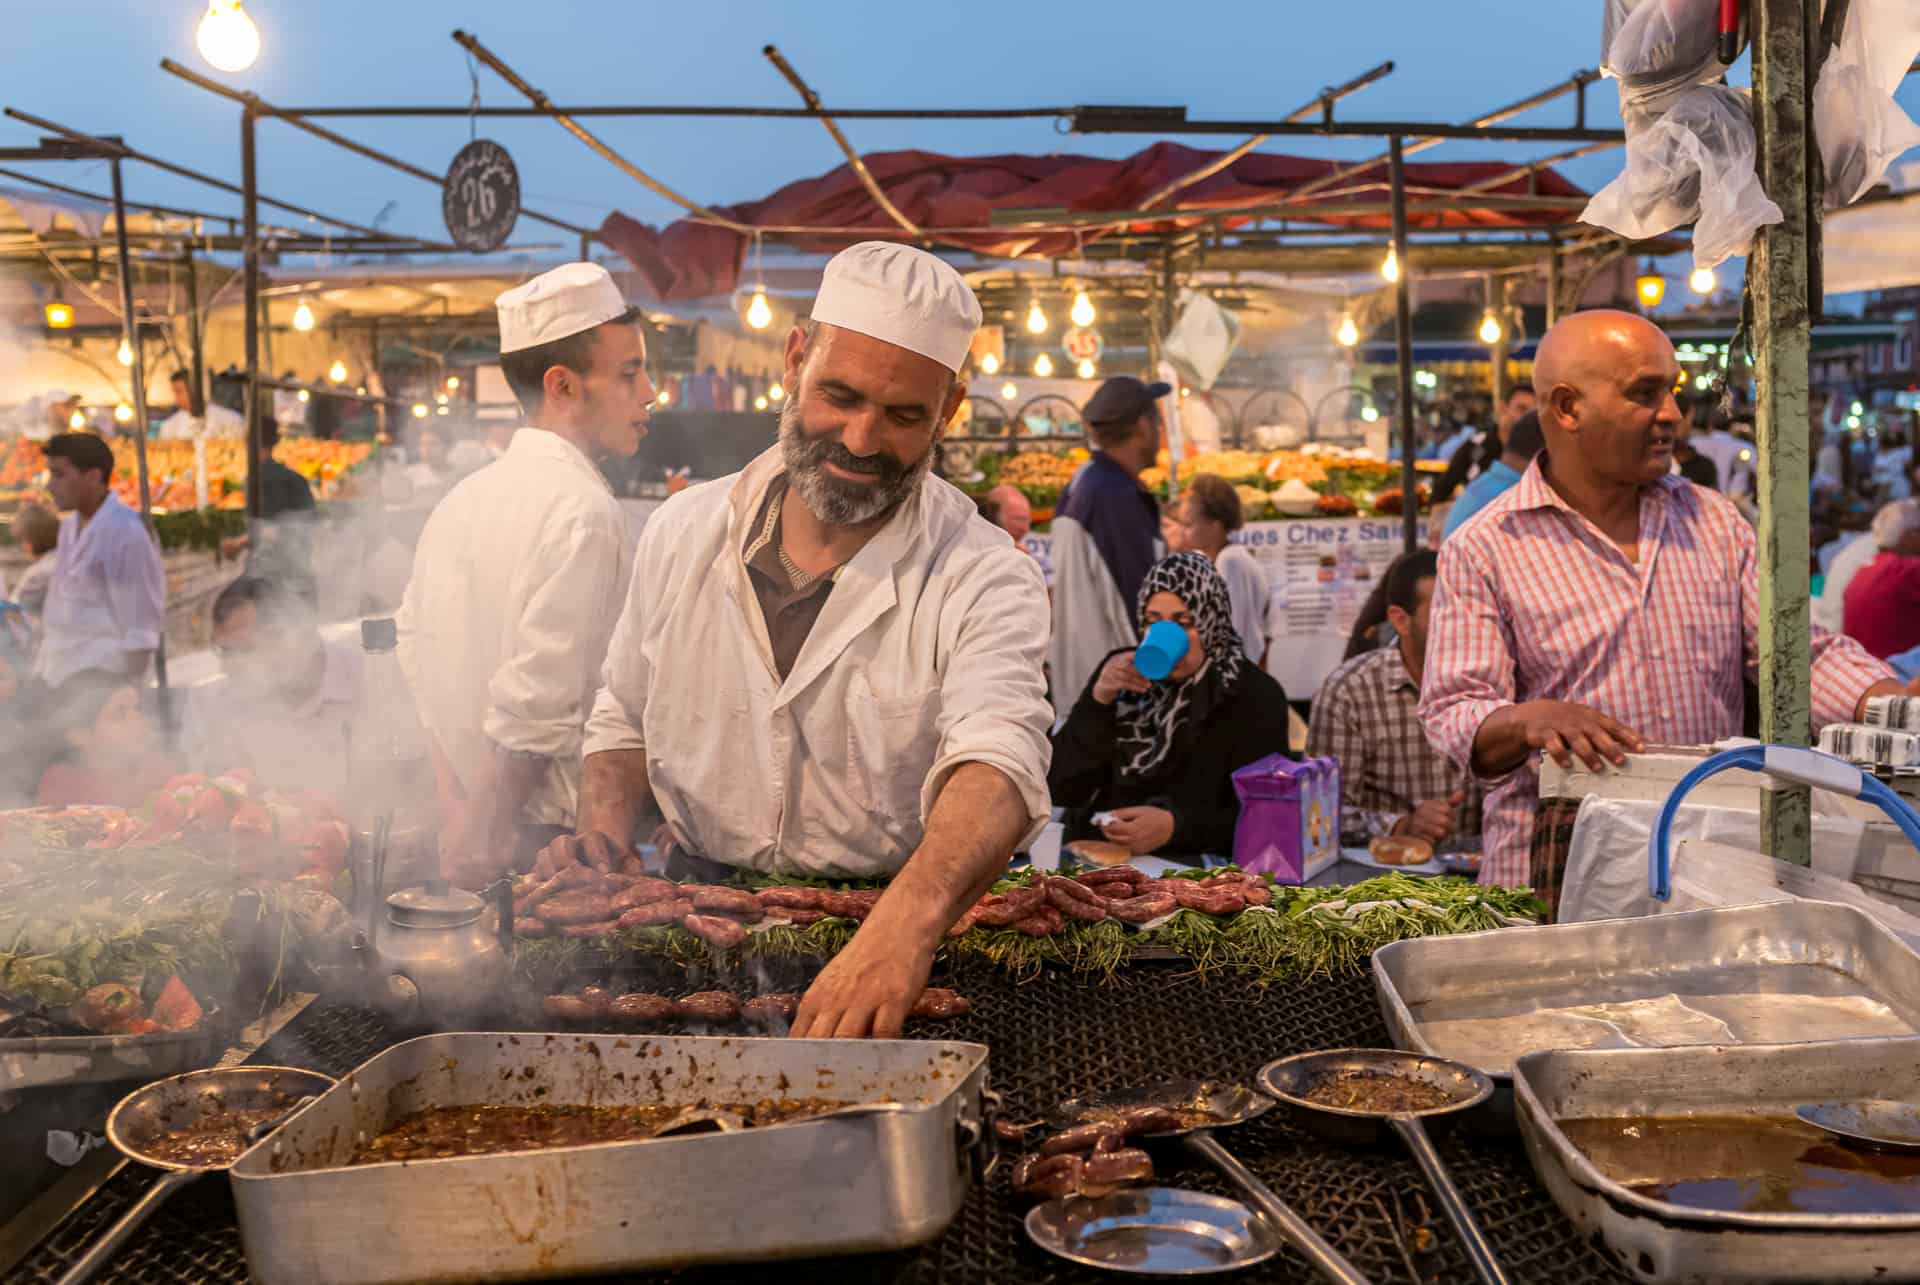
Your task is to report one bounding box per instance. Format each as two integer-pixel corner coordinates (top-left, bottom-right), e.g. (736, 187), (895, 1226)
(398, 262), (654, 881)
(554, 242), (1052, 1039)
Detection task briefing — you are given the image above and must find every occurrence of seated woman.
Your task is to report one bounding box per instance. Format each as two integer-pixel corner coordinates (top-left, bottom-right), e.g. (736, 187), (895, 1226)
(1049, 552), (1292, 859)
(33, 671), (176, 808)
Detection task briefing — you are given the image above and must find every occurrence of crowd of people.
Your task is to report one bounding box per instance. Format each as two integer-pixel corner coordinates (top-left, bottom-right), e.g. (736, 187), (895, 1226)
(7, 241), (1918, 1029)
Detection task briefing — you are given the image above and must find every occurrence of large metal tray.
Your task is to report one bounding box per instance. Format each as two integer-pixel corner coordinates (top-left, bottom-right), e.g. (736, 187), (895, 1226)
(230, 1030), (991, 1283)
(1512, 1037), (1920, 1282)
(1373, 900), (1920, 1104)
(0, 1022), (221, 1092)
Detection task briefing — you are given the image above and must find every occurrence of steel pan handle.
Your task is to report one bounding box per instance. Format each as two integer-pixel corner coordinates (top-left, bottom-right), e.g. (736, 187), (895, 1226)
(1389, 1116), (1508, 1285)
(1183, 1133), (1372, 1285)
(55, 1168), (202, 1285)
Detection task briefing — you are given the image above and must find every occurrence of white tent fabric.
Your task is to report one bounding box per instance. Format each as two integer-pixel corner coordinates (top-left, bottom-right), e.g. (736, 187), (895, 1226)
(1824, 190), (1920, 295)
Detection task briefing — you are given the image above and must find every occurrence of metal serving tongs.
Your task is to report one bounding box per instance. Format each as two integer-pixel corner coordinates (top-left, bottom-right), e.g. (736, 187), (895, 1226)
(1055, 1081), (1373, 1285)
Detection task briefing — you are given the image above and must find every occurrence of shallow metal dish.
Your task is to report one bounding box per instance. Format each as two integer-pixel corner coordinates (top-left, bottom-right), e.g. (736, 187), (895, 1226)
(0, 1023), (222, 1092)
(1025, 1187), (1283, 1276)
(231, 1031), (990, 1284)
(1513, 1036), (1920, 1282)
(1373, 900), (1920, 1120)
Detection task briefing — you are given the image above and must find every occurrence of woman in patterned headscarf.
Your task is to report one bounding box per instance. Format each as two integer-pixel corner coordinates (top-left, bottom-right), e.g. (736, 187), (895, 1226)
(1049, 552), (1293, 858)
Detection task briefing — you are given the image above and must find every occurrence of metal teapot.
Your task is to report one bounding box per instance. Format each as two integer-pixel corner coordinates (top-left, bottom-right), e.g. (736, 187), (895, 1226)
(363, 879), (512, 1025)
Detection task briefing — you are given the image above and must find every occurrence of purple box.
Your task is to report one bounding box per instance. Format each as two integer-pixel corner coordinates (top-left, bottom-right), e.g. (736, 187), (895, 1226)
(1231, 754), (1341, 884)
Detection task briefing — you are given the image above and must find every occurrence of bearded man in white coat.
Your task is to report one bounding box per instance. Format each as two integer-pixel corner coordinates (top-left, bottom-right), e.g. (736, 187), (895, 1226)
(559, 242), (1053, 1039)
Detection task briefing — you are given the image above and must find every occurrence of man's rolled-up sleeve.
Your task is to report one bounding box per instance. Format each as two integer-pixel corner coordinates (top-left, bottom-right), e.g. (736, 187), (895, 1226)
(582, 522), (658, 759)
(923, 546), (1054, 846)
(484, 513), (626, 759)
(106, 520), (165, 654)
(1417, 538), (1519, 781)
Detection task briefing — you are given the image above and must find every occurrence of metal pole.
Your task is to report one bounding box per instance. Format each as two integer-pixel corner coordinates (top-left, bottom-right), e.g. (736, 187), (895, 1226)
(1390, 136), (1418, 553)
(1546, 236), (1562, 327)
(182, 245), (204, 417)
(1488, 275), (1509, 409)
(109, 157), (168, 713)
(1752, 0), (1815, 866)
(241, 106), (263, 522)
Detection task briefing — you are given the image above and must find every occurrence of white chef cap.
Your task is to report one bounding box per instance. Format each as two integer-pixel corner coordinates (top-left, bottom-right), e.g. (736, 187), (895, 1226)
(496, 262), (630, 355)
(1874, 498), (1920, 549)
(809, 242), (982, 373)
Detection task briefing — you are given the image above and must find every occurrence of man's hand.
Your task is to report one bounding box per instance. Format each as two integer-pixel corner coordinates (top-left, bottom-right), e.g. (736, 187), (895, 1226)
(1101, 805), (1176, 855)
(791, 909), (935, 1040)
(1474, 699), (1645, 776)
(1092, 652), (1151, 705)
(1861, 678), (1906, 713)
(1393, 790), (1465, 845)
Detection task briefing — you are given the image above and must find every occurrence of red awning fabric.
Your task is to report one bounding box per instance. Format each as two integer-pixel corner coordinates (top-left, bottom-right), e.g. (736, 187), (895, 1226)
(599, 141), (1587, 302)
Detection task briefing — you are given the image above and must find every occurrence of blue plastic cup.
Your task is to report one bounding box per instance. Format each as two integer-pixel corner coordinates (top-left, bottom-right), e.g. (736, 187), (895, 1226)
(1134, 620), (1190, 681)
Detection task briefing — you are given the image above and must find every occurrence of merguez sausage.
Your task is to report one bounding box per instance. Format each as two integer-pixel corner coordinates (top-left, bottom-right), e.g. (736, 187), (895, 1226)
(611, 993), (677, 1023)
(1045, 876), (1110, 922)
(560, 919), (619, 937)
(616, 898), (694, 929)
(976, 886), (1044, 927)
(685, 886), (764, 920)
(1082, 1147), (1154, 1191)
(1105, 890), (1177, 924)
(683, 914), (748, 950)
(1077, 866), (1147, 890)
(610, 878), (678, 912)
(1012, 905), (1064, 936)
(757, 886), (828, 911)
(536, 891), (618, 926)
(908, 988), (972, 1019)
(676, 991), (742, 1023)
(1040, 1123), (1121, 1157)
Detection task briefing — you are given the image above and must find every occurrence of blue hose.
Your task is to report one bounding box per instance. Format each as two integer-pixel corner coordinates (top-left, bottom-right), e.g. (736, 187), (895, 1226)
(1648, 746), (1766, 901)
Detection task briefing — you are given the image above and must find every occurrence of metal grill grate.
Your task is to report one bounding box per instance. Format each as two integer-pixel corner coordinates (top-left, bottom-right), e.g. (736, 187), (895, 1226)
(11, 960), (1634, 1284)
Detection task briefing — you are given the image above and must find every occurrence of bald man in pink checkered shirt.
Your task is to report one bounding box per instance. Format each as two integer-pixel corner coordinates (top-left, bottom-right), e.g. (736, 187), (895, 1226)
(1419, 311), (1897, 897)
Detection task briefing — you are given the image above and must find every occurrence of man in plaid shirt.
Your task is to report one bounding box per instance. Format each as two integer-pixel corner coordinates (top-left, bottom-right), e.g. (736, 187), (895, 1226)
(1308, 548), (1480, 847)
(1419, 310), (1898, 906)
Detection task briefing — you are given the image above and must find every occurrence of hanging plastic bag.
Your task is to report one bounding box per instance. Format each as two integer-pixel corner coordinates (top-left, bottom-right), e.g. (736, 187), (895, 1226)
(1602, 0), (1726, 124)
(1814, 0), (1920, 209)
(1162, 291), (1239, 392)
(1584, 84), (1783, 270)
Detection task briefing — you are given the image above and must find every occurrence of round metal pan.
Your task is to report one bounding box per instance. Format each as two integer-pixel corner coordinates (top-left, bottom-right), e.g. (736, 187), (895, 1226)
(1261, 1049), (1505, 1285)
(1026, 1186), (1283, 1275)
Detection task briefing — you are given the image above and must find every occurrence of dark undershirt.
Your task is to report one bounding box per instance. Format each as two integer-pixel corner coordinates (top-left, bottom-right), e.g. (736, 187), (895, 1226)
(743, 481), (836, 680)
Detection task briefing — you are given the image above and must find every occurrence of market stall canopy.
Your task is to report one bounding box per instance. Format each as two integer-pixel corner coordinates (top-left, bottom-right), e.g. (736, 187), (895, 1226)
(599, 143), (1588, 302)
(1825, 187), (1920, 295)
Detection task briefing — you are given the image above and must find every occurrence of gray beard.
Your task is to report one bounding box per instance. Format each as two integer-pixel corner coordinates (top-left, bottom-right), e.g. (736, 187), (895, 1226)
(779, 399), (933, 528)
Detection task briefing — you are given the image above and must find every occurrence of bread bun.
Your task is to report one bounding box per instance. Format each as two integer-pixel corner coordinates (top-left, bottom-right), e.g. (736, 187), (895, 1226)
(1369, 836), (1434, 867)
(1066, 839), (1135, 867)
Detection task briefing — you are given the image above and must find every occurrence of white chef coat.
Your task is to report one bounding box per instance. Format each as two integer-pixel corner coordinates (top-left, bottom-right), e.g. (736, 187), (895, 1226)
(181, 640), (363, 797)
(34, 494), (165, 688)
(584, 446), (1054, 879)
(396, 429), (631, 828)
(160, 403), (244, 440)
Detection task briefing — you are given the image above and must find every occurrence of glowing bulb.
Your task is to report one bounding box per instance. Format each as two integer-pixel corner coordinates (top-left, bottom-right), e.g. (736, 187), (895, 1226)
(1076, 358), (1096, 379)
(746, 289), (773, 330)
(68, 409), (86, 429)
(356, 385), (367, 395)
(1848, 415), (1862, 429)
(1380, 247), (1400, 283)
(1694, 375), (1712, 390)
(1851, 400), (1865, 416)
(1738, 448), (1754, 463)
(754, 395), (769, 411)
(296, 389), (310, 403)
(1336, 315), (1359, 347)
(327, 360), (347, 384)
(1636, 272), (1667, 308)
(1070, 290), (1096, 328)
(446, 375), (460, 390)
(1689, 266), (1717, 295)
(980, 352), (1000, 376)
(113, 402), (133, 424)
(1025, 300), (1049, 335)
(44, 302), (73, 329)
(768, 383), (785, 402)
(435, 393), (448, 406)
(196, 0), (260, 73)
(436, 405), (450, 416)
(410, 403), (428, 419)
(1180, 386), (1192, 398)
(657, 389), (672, 407)
(1360, 405), (1380, 423)
(1478, 312), (1503, 345)
(291, 300), (315, 332)
(116, 338), (133, 367)
(1033, 353), (1054, 377)
(1000, 381), (1018, 400)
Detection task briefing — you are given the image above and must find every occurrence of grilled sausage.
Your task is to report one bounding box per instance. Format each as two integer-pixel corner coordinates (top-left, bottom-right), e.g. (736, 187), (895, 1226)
(515, 918), (552, 938)
(1013, 1152), (1084, 1199)
(610, 878), (679, 912)
(1081, 1147), (1153, 1192)
(676, 991), (742, 1023)
(616, 897), (695, 929)
(946, 902), (984, 937)
(575, 987), (614, 1016)
(1105, 890), (1178, 924)
(682, 914), (748, 950)
(1077, 866), (1148, 890)
(1168, 881), (1246, 915)
(1045, 876), (1110, 922)
(908, 989), (972, 1020)
(756, 886), (829, 911)
(610, 993), (677, 1023)
(743, 994), (802, 1025)
(542, 994), (599, 1022)
(684, 886), (764, 920)
(1039, 1122), (1122, 1157)
(560, 919), (620, 938)
(537, 891), (619, 926)
(1106, 1106), (1182, 1137)
(1238, 881), (1273, 907)
(761, 907), (829, 926)
(1012, 905), (1065, 936)
(975, 885), (1045, 927)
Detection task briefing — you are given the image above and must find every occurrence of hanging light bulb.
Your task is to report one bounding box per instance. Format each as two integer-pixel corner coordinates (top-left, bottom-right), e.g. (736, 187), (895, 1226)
(446, 375), (460, 390)
(410, 403), (428, 419)
(1380, 247), (1400, 284)
(1336, 315), (1359, 347)
(1070, 290), (1096, 328)
(1689, 266), (1717, 295)
(1025, 300), (1049, 335)
(1076, 358), (1096, 379)
(1033, 353), (1054, 377)
(980, 352), (1000, 376)
(114, 402), (133, 424)
(767, 383), (785, 402)
(116, 338), (134, 367)
(327, 360), (347, 384)
(746, 289), (773, 330)
(1000, 381), (1018, 400)
(296, 388), (310, 404)
(196, 0), (260, 73)
(1478, 311), (1504, 345)
(1360, 405), (1380, 423)
(435, 405), (450, 416)
(291, 300), (315, 332)
(1635, 260), (1667, 308)
(43, 302), (73, 330)
(754, 395), (770, 411)
(68, 408), (87, 430)
(657, 389), (672, 407)
(435, 393), (449, 406)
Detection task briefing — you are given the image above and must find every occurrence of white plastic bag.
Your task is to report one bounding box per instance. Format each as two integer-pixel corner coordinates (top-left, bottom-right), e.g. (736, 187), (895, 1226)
(1583, 85), (1783, 270)
(1162, 291), (1239, 392)
(1602, 0), (1726, 123)
(1814, 0), (1920, 209)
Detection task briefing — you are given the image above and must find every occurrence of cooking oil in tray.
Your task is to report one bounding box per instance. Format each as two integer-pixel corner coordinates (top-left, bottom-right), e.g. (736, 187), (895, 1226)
(1559, 1115), (1920, 1216)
